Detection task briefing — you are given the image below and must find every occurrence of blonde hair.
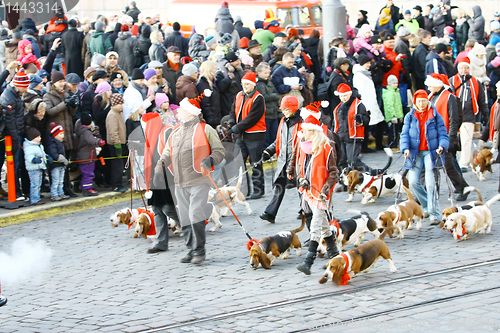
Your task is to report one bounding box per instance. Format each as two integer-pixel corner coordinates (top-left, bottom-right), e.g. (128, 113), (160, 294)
(198, 60), (215, 88)
(129, 109), (141, 121)
(99, 92), (110, 109)
(150, 30), (163, 43)
(310, 129), (329, 153)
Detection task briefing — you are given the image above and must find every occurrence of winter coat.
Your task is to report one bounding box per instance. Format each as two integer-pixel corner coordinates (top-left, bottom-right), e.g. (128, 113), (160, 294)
(382, 86), (404, 121)
(335, 94), (369, 140)
(380, 4), (401, 28)
(424, 16), (433, 34)
(468, 6), (485, 44)
(215, 7), (235, 35)
(196, 76), (221, 128)
(229, 88), (266, 141)
(114, 31), (137, 76)
(43, 82), (76, 150)
(5, 40), (19, 68)
(449, 74), (488, 123)
(431, 7), (452, 38)
(24, 110), (48, 141)
(352, 64), (384, 125)
(234, 20), (253, 40)
(23, 138), (47, 171)
(468, 43), (488, 83)
(327, 67), (352, 113)
(0, 84), (25, 151)
(149, 41), (167, 63)
(412, 42), (430, 83)
(16, 39), (40, 69)
(425, 50), (447, 77)
(400, 106), (449, 169)
(251, 29), (275, 53)
(92, 95), (111, 141)
(108, 23), (122, 47)
(88, 30), (113, 56)
(106, 107), (126, 145)
(414, 14), (425, 29)
(155, 116), (225, 188)
(162, 60), (183, 103)
(394, 37), (412, 83)
(62, 28), (84, 78)
(256, 77), (281, 120)
(175, 75), (198, 104)
(354, 25), (375, 54)
(45, 135), (65, 169)
(163, 31), (188, 57)
(23, 35), (41, 58)
(123, 81), (151, 120)
(125, 6), (141, 23)
(81, 33), (91, 70)
(22, 88), (43, 108)
(271, 65), (306, 95)
(43, 30), (64, 58)
(455, 19), (469, 49)
(375, 19), (394, 32)
(188, 33), (210, 60)
(263, 42), (278, 63)
(75, 119), (101, 164)
(215, 62), (244, 117)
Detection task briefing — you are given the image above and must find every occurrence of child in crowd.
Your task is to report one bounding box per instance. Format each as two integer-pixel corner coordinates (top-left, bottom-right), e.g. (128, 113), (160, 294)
(46, 122), (68, 201)
(382, 75), (404, 150)
(155, 93), (179, 126)
(106, 93), (127, 193)
(17, 39), (41, 69)
(24, 127), (49, 205)
(126, 103), (145, 139)
(75, 113), (106, 196)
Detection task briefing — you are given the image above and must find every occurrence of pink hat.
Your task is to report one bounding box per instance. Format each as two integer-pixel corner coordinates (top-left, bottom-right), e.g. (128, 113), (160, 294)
(155, 93), (169, 108)
(95, 81), (111, 95)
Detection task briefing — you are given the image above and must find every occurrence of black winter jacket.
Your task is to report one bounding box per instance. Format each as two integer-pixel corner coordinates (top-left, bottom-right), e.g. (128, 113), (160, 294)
(164, 31), (189, 57)
(92, 95), (111, 141)
(46, 135), (65, 170)
(196, 76), (221, 128)
(229, 88), (266, 141)
(412, 43), (430, 82)
(256, 78), (280, 120)
(0, 84), (25, 152)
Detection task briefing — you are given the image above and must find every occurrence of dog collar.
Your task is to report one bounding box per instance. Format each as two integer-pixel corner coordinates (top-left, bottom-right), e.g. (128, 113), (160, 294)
(475, 153), (480, 165)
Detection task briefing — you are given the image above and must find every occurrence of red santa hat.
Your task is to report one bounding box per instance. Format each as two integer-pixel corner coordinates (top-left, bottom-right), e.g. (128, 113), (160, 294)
(301, 115), (323, 132)
(334, 83), (352, 96)
(241, 72), (257, 86)
(179, 89), (212, 116)
(458, 57), (471, 67)
(300, 100), (329, 120)
(425, 73), (450, 89)
(280, 95), (299, 113)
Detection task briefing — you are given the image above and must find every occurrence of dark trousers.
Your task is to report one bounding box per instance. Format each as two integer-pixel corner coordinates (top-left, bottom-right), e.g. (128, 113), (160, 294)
(79, 163), (96, 190)
(94, 144), (110, 185)
(264, 118), (280, 151)
(152, 203), (179, 251)
(108, 144), (124, 188)
(264, 169), (287, 218)
(444, 151), (468, 193)
(236, 139), (265, 196)
(387, 121), (402, 148)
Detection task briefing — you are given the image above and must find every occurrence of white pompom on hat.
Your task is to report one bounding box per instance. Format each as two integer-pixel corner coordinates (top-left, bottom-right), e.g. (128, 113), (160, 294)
(179, 89), (212, 116)
(300, 101), (328, 120)
(301, 115), (323, 132)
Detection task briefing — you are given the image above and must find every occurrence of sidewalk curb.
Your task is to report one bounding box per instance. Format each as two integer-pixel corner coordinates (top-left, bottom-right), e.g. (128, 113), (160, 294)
(0, 191), (144, 228)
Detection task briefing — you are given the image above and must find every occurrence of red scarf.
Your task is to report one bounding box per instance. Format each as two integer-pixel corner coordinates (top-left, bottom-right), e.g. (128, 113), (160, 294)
(168, 59), (179, 72)
(340, 253), (351, 285)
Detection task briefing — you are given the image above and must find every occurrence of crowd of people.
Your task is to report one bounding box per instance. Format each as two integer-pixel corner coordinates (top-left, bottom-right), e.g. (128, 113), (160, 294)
(0, 0), (500, 264)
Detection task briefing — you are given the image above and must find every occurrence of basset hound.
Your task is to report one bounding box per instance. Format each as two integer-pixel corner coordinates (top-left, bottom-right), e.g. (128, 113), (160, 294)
(317, 211), (381, 257)
(443, 194), (500, 240)
(343, 170), (409, 204)
(208, 167), (252, 232)
(377, 187), (423, 240)
(248, 215), (305, 269)
(439, 186), (483, 228)
(319, 239), (397, 285)
(470, 148), (494, 181)
(110, 208), (139, 228)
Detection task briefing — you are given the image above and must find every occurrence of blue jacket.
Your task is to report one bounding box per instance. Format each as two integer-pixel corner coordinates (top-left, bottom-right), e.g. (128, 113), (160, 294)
(425, 50), (448, 77)
(400, 106), (449, 169)
(23, 138), (47, 171)
(271, 65), (305, 95)
(46, 136), (66, 170)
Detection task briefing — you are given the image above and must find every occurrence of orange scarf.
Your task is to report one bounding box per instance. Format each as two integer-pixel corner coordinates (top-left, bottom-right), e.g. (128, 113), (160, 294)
(169, 59), (179, 72)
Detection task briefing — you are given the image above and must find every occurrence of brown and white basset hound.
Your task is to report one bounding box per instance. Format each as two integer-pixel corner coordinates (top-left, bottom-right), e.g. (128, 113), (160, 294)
(343, 170), (409, 204)
(110, 208), (139, 228)
(319, 239), (397, 285)
(248, 215), (305, 269)
(377, 187), (423, 239)
(439, 186), (483, 228)
(470, 148), (494, 181)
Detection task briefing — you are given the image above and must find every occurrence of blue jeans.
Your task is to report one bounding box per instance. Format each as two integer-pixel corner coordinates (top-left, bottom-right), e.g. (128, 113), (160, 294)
(51, 167), (65, 197)
(407, 151), (440, 221)
(28, 170), (43, 204)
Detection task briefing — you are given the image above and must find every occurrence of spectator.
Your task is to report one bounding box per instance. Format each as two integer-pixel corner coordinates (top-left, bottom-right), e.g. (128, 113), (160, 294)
(271, 52), (305, 108)
(251, 20), (274, 53)
(412, 30), (432, 90)
(78, 67), (96, 100)
(108, 22), (122, 47)
(468, 43), (489, 84)
(16, 39), (41, 70)
(382, 75), (404, 149)
(326, 57), (352, 117)
(263, 32), (287, 63)
(65, 73), (82, 123)
(380, 0), (400, 28)
(395, 27), (412, 107)
(468, 6), (486, 45)
(136, 25), (152, 64)
(123, 68), (154, 120)
(106, 93), (127, 193)
(196, 60), (220, 128)
(5, 30), (21, 70)
(91, 53), (106, 69)
(46, 122), (68, 201)
(23, 127), (47, 205)
(88, 20), (113, 56)
(81, 70), (108, 116)
(92, 81), (113, 143)
(382, 34), (404, 88)
(354, 25), (377, 57)
(431, 2), (453, 38)
(149, 29), (168, 63)
(114, 25), (136, 76)
(413, 5), (425, 29)
(396, 10), (419, 33)
(215, 50), (244, 117)
(110, 72), (125, 94)
(62, 19), (84, 78)
(125, 1), (141, 23)
(23, 74), (44, 108)
(163, 22), (188, 57)
(425, 43), (449, 77)
(247, 40), (263, 72)
(188, 24), (210, 60)
(125, 103), (144, 139)
(376, 8), (394, 32)
(455, 9), (469, 52)
(326, 37), (350, 76)
(234, 16), (252, 40)
(214, 1), (240, 49)
(256, 62), (281, 149)
(155, 93), (178, 126)
(22, 29), (41, 59)
(24, 99), (48, 141)
(105, 51), (129, 86)
(175, 63), (199, 105)
(356, 10), (369, 29)
(423, 4), (434, 34)
(162, 46), (183, 103)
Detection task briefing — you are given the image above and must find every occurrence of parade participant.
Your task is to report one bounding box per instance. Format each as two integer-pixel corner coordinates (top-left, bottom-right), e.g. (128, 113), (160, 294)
(288, 115), (338, 275)
(400, 90), (449, 226)
(332, 83), (369, 171)
(449, 58), (488, 172)
(260, 96), (302, 224)
(227, 72), (266, 199)
(153, 93), (225, 264)
(426, 73), (470, 202)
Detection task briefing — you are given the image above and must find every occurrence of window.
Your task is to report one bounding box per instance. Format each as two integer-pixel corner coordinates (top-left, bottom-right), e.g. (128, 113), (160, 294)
(277, 8), (293, 28)
(311, 6), (322, 25)
(297, 6), (311, 27)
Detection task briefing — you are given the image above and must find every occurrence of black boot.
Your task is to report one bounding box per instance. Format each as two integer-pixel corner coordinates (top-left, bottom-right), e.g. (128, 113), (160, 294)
(180, 225), (194, 263)
(324, 235), (339, 258)
(191, 221), (206, 264)
(296, 241), (318, 275)
(305, 212), (312, 232)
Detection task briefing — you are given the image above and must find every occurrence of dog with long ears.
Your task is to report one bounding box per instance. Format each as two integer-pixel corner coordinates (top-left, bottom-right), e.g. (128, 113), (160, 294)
(470, 148), (494, 181)
(317, 211), (381, 257)
(248, 215), (305, 269)
(443, 194), (500, 241)
(342, 148), (397, 203)
(319, 239), (397, 285)
(377, 187), (423, 240)
(208, 166), (252, 232)
(439, 186), (483, 228)
(110, 208), (139, 228)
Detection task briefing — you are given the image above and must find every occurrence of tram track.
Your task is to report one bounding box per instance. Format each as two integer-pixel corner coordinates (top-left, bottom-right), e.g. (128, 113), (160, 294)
(138, 258), (500, 332)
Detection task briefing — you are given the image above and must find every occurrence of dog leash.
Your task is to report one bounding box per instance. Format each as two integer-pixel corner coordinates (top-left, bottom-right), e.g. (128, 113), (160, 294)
(222, 158), (264, 186)
(438, 153), (457, 207)
(204, 167), (253, 241)
(394, 157), (408, 205)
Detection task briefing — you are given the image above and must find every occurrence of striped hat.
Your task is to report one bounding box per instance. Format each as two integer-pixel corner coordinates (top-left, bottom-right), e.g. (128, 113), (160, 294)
(13, 69), (30, 88)
(179, 89), (212, 116)
(50, 122), (64, 137)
